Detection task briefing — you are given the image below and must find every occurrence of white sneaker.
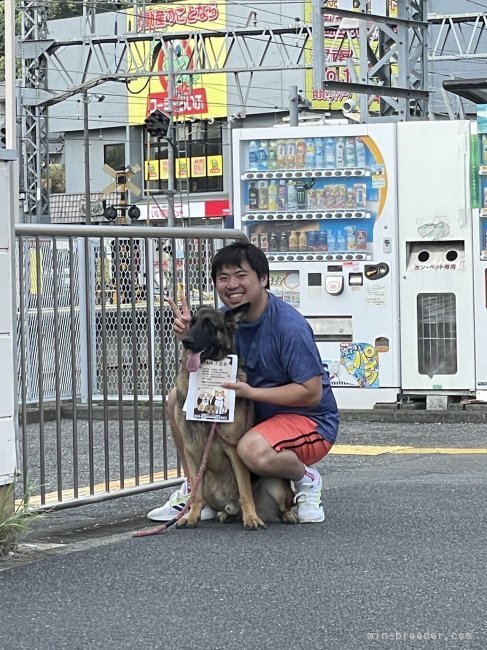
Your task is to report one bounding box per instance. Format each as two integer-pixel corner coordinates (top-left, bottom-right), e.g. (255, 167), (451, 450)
(147, 480), (217, 522)
(294, 472), (325, 523)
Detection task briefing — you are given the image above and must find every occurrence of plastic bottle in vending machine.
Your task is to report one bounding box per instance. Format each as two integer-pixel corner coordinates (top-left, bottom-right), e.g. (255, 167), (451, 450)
(258, 180), (268, 210)
(335, 138), (345, 168)
(305, 138), (315, 168)
(336, 229), (346, 251)
(327, 229), (336, 252)
(345, 226), (356, 251)
(287, 180), (298, 209)
(267, 179), (278, 211)
(279, 231), (290, 251)
(355, 137), (367, 167)
(249, 140), (258, 170)
(288, 230), (299, 251)
(298, 231), (308, 251)
(296, 140), (307, 169)
(276, 141), (287, 169)
(286, 141), (297, 169)
(248, 181), (259, 210)
(315, 137), (325, 168)
(258, 141), (269, 171)
(278, 180), (288, 210)
(325, 138), (335, 168)
(268, 141), (277, 170)
(345, 137), (356, 167)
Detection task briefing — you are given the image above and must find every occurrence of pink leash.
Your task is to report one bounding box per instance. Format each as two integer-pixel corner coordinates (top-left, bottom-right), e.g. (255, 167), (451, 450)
(133, 422), (219, 537)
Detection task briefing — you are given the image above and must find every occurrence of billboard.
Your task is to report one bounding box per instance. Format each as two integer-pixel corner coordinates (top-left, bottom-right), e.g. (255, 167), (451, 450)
(127, 1), (227, 124)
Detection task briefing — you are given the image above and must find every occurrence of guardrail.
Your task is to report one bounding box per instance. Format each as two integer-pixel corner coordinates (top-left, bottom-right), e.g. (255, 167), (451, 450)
(15, 224), (248, 511)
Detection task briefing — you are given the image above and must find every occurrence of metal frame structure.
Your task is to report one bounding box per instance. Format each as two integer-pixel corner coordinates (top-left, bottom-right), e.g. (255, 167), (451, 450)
(312, 0), (429, 122)
(20, 2), (487, 222)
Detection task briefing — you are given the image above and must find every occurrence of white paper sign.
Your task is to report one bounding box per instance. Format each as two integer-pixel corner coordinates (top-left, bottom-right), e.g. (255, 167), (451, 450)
(184, 355), (238, 422)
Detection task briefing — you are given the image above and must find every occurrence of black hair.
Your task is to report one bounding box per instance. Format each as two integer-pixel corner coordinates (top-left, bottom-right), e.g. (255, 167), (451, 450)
(211, 242), (270, 289)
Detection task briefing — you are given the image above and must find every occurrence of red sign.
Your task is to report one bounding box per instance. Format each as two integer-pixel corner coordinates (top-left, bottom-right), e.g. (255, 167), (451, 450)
(204, 199), (230, 218)
(147, 89), (208, 117)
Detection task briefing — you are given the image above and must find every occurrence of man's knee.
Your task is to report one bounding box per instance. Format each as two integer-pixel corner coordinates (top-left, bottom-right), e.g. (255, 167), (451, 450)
(237, 430), (272, 473)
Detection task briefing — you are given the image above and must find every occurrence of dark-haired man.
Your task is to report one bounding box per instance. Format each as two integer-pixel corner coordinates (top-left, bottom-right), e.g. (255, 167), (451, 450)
(148, 242), (339, 524)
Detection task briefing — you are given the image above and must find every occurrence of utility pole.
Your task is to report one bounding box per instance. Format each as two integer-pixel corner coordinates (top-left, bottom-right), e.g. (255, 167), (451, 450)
(167, 44), (176, 228)
(289, 86), (299, 127)
(82, 91), (92, 224)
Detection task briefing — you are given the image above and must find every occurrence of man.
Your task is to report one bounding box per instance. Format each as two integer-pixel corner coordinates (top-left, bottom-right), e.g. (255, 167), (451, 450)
(148, 242), (339, 524)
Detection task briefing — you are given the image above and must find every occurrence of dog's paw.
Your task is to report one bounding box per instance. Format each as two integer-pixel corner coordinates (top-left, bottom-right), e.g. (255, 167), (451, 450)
(243, 515), (266, 531)
(281, 509), (299, 525)
(175, 515), (199, 529)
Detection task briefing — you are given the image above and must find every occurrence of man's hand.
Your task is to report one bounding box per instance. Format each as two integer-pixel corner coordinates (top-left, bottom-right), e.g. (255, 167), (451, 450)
(164, 293), (191, 340)
(221, 379), (254, 400)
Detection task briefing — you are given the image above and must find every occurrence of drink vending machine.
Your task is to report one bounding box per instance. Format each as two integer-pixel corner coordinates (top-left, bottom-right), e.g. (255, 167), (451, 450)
(232, 124), (401, 409)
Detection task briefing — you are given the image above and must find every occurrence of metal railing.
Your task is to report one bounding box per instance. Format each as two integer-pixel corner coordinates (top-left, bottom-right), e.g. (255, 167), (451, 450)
(15, 223), (248, 511)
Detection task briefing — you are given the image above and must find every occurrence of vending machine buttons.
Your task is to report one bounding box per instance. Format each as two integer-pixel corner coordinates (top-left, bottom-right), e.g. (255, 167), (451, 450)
(325, 276), (344, 295)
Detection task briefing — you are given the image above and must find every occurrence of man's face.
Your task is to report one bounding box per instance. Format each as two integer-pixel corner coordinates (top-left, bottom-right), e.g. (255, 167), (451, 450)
(214, 261), (268, 309)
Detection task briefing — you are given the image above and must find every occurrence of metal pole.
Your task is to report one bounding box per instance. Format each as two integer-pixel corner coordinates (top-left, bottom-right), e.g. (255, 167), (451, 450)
(5, 0), (16, 151)
(83, 91), (92, 224)
(167, 44), (176, 227)
(289, 86), (299, 127)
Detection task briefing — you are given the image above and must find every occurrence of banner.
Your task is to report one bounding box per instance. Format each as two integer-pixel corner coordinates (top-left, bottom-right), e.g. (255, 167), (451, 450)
(127, 1), (227, 125)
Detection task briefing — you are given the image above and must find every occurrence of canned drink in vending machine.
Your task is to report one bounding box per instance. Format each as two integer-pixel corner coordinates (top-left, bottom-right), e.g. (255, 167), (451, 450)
(306, 230), (319, 251)
(356, 229), (367, 250)
(259, 232), (269, 251)
(354, 183), (367, 209)
(250, 232), (260, 247)
(318, 230), (328, 251)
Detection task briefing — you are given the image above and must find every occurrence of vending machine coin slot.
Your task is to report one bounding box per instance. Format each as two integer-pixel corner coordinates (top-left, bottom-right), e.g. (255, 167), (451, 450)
(364, 263), (390, 280)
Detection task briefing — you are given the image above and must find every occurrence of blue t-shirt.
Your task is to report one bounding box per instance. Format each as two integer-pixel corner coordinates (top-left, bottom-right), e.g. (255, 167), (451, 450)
(236, 293), (339, 444)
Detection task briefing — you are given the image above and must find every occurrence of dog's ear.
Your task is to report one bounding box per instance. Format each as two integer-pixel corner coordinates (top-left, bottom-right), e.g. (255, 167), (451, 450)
(224, 302), (251, 329)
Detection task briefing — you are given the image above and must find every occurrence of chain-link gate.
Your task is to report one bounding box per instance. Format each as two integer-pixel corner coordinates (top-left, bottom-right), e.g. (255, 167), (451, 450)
(15, 224), (248, 510)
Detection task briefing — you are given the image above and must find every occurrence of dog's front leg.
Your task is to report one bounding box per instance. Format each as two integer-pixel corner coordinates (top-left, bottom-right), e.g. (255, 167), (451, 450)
(225, 448), (266, 530)
(175, 454), (204, 529)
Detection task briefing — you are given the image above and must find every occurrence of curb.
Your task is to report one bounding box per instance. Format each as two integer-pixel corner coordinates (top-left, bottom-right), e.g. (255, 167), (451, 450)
(20, 404), (487, 425)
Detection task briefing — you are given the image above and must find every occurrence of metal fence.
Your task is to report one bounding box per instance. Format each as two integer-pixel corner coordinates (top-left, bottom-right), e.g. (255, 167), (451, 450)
(15, 223), (248, 511)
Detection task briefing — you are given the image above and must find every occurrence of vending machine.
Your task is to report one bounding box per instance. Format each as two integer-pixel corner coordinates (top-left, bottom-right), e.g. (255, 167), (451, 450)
(473, 108), (487, 401)
(232, 124), (401, 409)
(397, 120), (476, 399)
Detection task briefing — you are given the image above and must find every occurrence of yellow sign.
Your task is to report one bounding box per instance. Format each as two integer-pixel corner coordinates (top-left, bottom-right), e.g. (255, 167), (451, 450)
(144, 159), (169, 181)
(305, 0), (398, 112)
(207, 154), (222, 176)
(176, 158), (190, 179)
(127, 2), (227, 125)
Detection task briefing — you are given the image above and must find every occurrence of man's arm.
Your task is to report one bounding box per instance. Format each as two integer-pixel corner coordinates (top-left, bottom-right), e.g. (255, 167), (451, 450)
(222, 375), (323, 408)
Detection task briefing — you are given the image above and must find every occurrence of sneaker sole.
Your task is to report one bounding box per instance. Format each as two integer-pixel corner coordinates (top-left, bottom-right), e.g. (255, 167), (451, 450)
(298, 512), (325, 524)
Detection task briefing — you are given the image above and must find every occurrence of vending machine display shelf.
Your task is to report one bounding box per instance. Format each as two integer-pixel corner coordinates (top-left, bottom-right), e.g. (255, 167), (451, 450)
(265, 251), (372, 262)
(243, 211), (370, 222)
(242, 168), (370, 181)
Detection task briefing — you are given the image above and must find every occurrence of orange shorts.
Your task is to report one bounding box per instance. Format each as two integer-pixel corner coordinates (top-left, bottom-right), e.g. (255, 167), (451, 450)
(250, 414), (333, 466)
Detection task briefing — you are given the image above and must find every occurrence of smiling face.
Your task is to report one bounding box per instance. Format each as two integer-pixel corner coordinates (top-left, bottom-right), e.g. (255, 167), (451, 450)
(214, 261), (268, 321)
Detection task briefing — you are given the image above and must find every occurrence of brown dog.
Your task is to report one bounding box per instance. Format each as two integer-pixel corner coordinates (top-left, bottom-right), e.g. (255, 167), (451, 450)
(174, 303), (298, 530)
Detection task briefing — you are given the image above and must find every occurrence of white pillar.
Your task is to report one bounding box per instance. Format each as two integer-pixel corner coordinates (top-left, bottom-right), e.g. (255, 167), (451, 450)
(0, 155), (19, 497)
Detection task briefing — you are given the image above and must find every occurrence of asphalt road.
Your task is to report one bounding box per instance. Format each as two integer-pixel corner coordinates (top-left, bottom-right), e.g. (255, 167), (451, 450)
(2, 421), (487, 650)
